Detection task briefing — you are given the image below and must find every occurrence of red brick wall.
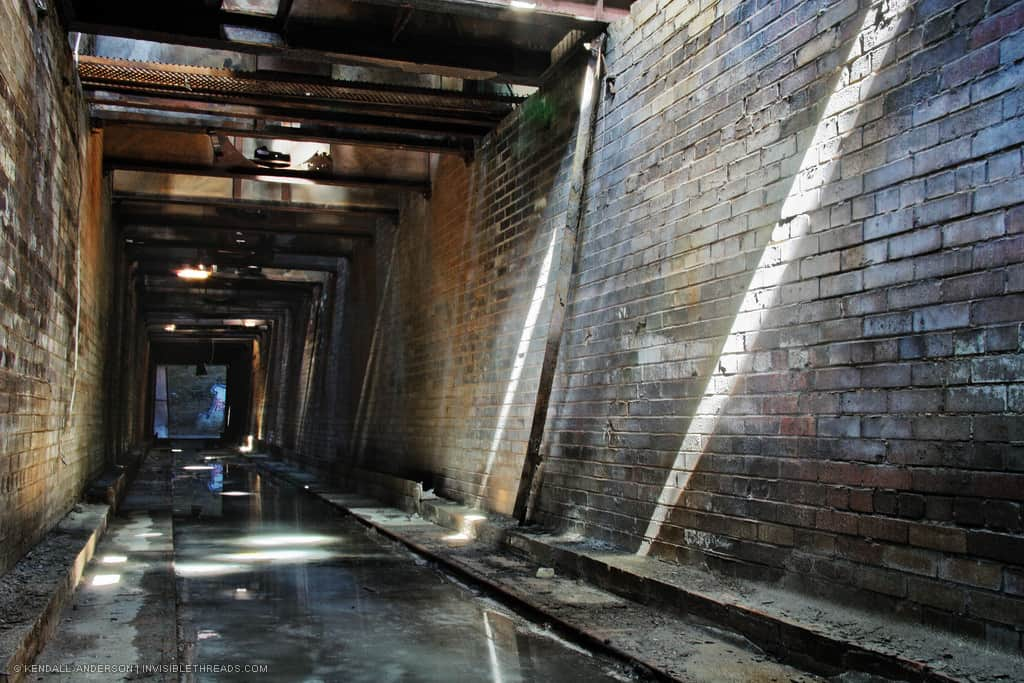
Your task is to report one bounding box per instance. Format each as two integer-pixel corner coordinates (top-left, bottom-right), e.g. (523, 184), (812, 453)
(350, 64), (584, 512)
(0, 0), (118, 573)
(535, 0), (1024, 650)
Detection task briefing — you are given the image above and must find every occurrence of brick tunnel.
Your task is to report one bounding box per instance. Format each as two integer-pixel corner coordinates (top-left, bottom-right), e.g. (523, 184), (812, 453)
(1, 0), (1023, 680)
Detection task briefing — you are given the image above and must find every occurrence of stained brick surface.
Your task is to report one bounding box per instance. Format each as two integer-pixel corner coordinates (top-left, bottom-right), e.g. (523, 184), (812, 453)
(351, 64), (583, 513)
(0, 1), (116, 573)
(526, 0), (1024, 649)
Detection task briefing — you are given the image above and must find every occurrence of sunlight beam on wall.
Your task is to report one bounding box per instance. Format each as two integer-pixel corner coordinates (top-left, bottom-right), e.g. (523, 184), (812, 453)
(638, 0), (907, 555)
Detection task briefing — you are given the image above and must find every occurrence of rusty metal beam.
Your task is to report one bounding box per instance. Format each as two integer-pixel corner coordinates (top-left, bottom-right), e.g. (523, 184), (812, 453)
(113, 192), (398, 218)
(105, 157), (430, 193)
(63, 0), (575, 84)
(85, 90), (490, 139)
(77, 57), (520, 118)
(91, 108), (472, 155)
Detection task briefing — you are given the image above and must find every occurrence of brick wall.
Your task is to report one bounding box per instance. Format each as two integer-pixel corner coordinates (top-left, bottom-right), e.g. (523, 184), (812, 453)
(0, 0), (117, 573)
(350, 60), (584, 512)
(534, 0), (1024, 649)
(292, 261), (350, 468)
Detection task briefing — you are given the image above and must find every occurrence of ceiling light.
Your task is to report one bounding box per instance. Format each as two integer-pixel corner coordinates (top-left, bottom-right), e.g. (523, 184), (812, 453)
(253, 175), (316, 185)
(177, 266), (212, 280)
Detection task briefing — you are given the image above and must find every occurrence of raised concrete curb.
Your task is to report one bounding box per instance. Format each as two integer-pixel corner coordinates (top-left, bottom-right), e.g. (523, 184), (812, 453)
(0, 456), (142, 683)
(258, 458), (1020, 683)
(0, 504), (110, 683)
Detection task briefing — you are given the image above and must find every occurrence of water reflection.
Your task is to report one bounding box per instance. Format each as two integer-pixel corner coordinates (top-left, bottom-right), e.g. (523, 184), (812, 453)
(172, 451), (635, 682)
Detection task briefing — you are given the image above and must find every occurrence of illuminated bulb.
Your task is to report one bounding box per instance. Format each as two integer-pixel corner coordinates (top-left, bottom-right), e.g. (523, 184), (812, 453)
(176, 266), (212, 280)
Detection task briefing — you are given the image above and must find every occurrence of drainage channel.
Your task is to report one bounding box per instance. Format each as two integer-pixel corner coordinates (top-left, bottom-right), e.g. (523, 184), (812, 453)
(172, 448), (643, 682)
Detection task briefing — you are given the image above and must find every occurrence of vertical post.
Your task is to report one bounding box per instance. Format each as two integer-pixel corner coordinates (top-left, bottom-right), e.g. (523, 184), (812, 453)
(513, 37), (605, 524)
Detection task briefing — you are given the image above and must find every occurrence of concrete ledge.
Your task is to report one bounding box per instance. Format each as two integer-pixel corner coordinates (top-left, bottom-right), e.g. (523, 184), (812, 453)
(84, 465), (131, 515)
(347, 467), (422, 514)
(0, 504), (110, 683)
(257, 457), (1020, 682)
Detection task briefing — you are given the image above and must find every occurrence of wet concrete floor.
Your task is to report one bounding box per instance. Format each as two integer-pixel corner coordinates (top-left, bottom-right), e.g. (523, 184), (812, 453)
(173, 448), (640, 682)
(32, 451), (177, 681)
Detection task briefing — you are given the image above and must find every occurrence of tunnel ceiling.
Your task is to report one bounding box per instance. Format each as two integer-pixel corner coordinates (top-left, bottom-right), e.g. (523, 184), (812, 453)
(59, 0), (626, 346)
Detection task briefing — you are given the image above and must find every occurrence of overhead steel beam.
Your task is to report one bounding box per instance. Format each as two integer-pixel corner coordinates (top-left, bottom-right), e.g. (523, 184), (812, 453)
(129, 246), (343, 272)
(91, 108), (471, 155)
(105, 157), (430, 193)
(113, 192), (398, 218)
(123, 222), (372, 242)
(62, 0), (574, 84)
(123, 233), (357, 256)
(77, 57), (520, 120)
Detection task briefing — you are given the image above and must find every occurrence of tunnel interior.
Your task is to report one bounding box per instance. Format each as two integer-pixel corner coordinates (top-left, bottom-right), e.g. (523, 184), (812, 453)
(2, 0), (1024, 676)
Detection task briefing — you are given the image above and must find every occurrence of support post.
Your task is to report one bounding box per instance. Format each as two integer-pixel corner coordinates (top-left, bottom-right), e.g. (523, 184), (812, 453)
(512, 38), (605, 524)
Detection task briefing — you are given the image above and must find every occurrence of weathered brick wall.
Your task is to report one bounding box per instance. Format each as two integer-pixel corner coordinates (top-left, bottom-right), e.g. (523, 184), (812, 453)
(292, 261), (351, 469)
(351, 62), (584, 512)
(0, 1), (117, 573)
(534, 0), (1024, 649)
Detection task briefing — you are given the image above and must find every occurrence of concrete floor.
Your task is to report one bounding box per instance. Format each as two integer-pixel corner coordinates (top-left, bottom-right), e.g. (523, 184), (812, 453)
(34, 448), (642, 681)
(32, 451), (177, 681)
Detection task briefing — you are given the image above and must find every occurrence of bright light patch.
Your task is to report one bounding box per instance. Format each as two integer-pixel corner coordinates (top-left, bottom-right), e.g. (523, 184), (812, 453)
(184, 465), (215, 471)
(174, 561), (247, 578)
(171, 448), (183, 453)
(477, 217), (560, 501)
(164, 324), (176, 332)
(176, 266), (211, 280)
(253, 175), (316, 185)
(637, 3), (905, 556)
(239, 435), (255, 453)
(483, 612), (505, 683)
(100, 555), (127, 564)
(510, 0), (536, 8)
(444, 532), (471, 542)
(91, 574), (121, 587)
(214, 548), (334, 563)
(135, 532), (163, 538)
(238, 534), (335, 547)
(221, 491), (253, 497)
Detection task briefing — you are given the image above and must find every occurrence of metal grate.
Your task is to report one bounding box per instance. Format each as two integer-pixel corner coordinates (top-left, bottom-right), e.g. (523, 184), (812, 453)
(77, 57), (522, 116)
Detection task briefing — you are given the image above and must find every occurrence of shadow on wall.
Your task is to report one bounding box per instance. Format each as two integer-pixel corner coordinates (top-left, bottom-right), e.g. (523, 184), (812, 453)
(639, 1), (904, 559)
(539, 0), (1024, 645)
(349, 66), (587, 514)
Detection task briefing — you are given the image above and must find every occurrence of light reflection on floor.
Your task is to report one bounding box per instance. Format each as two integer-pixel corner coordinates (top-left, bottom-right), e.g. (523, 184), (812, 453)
(172, 451), (637, 682)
